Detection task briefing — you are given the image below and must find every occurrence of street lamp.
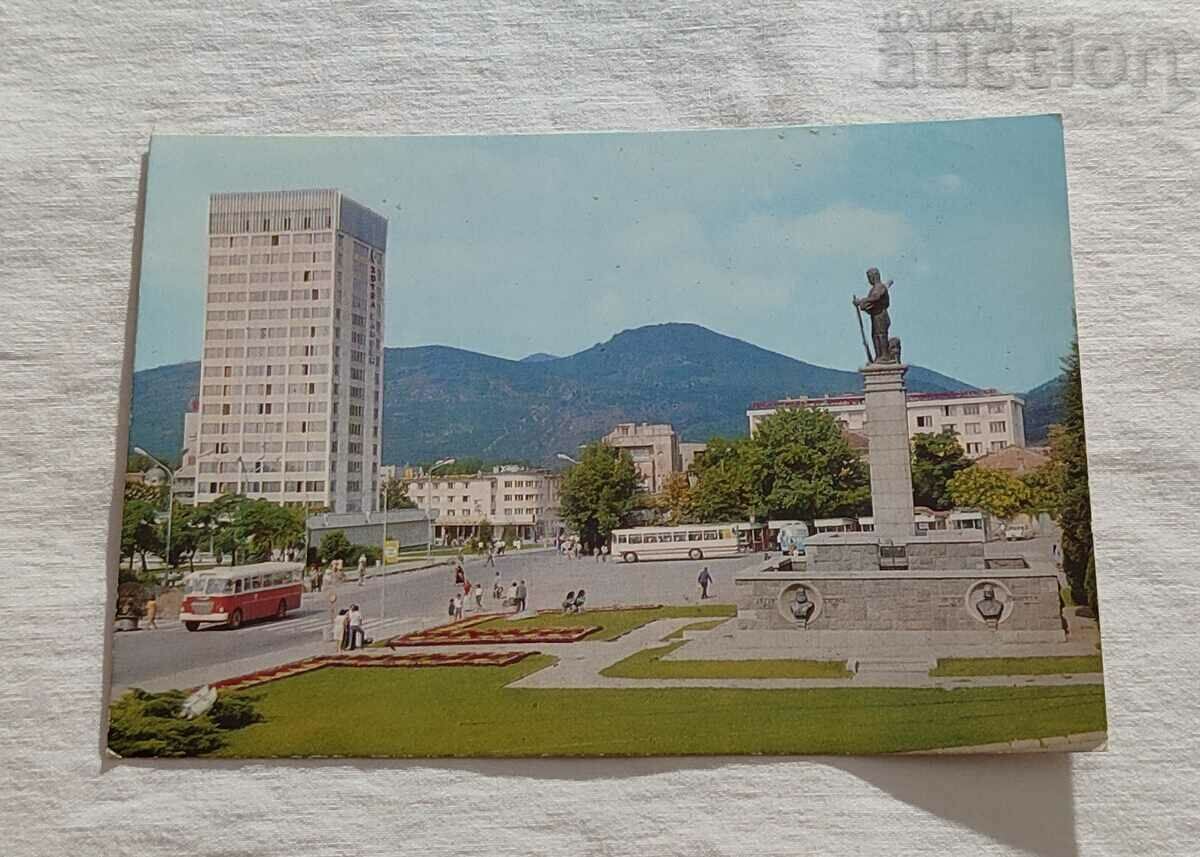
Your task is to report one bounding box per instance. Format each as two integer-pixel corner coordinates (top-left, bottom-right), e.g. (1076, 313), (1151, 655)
(426, 457), (456, 558)
(556, 453), (579, 465)
(134, 446), (178, 577)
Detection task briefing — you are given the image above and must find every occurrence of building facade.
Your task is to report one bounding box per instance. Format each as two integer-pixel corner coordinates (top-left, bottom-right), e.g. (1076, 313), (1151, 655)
(746, 389), (1026, 458)
(179, 189), (387, 513)
(403, 468), (562, 542)
(306, 509), (436, 554)
(601, 423), (682, 493)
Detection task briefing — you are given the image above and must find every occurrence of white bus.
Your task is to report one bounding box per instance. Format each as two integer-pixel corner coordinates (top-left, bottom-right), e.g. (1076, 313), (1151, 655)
(610, 524), (744, 562)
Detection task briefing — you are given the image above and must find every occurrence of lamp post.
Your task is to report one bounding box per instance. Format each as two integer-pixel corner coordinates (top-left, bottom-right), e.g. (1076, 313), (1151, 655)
(379, 481), (388, 621)
(134, 446), (178, 577)
(555, 453), (579, 465)
(426, 457), (456, 558)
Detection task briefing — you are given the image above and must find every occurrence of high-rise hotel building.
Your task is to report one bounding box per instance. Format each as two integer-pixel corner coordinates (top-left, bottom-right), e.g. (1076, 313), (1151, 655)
(180, 189), (388, 513)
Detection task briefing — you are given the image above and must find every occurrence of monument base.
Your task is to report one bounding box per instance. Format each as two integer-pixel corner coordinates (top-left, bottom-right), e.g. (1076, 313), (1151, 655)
(733, 562), (1066, 643)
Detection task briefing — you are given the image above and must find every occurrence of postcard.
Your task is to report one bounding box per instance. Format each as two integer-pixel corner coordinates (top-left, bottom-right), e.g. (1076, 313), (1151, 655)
(108, 115), (1106, 758)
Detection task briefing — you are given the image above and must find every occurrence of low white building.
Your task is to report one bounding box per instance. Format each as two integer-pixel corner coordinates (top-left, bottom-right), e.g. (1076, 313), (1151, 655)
(747, 389), (1026, 459)
(403, 468), (562, 542)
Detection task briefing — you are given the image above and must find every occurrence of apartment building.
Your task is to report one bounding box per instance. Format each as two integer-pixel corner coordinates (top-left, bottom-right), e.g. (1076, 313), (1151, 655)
(178, 189), (387, 513)
(601, 423), (682, 492)
(746, 389), (1026, 458)
(403, 468), (563, 542)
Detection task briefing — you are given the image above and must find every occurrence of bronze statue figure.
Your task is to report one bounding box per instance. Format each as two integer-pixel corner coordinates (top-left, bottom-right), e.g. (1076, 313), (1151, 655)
(976, 586), (1004, 628)
(853, 267), (900, 363)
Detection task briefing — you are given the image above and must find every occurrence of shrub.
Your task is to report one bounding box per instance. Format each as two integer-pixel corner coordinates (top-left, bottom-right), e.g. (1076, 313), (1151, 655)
(107, 688), (261, 758)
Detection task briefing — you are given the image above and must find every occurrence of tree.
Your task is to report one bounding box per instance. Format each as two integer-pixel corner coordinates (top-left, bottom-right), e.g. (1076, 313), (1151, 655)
(1020, 459), (1065, 518)
(688, 437), (756, 523)
(686, 411), (869, 524)
(477, 517), (494, 546)
(383, 476), (417, 509)
(559, 443), (641, 551)
(751, 409), (870, 522)
(121, 497), (160, 576)
(1054, 339), (1097, 614)
(947, 466), (1033, 521)
(911, 431), (971, 510)
(653, 471), (693, 525)
(319, 531), (352, 565)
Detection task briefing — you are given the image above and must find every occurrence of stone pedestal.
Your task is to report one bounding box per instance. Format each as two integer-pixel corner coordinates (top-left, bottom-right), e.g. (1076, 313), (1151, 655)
(862, 362), (914, 545)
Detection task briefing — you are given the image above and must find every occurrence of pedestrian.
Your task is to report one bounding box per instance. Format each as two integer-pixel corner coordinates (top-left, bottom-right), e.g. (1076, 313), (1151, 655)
(474, 582), (484, 611)
(517, 579), (528, 613)
(327, 588), (338, 634)
(348, 604), (365, 649)
(594, 546), (601, 562)
(485, 546), (495, 567)
(493, 568), (503, 598)
(357, 553), (367, 586)
(144, 594), (158, 630)
(508, 580), (519, 611)
(448, 597), (457, 621)
(698, 566), (713, 599)
(335, 608), (349, 652)
(514, 538), (522, 551)
(1052, 542), (1061, 563)
(454, 564), (465, 586)
(601, 543), (609, 563)
(453, 593), (464, 621)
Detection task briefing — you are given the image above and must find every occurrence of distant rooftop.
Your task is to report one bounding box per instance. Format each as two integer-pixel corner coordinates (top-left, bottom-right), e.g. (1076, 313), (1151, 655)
(748, 388), (1022, 411)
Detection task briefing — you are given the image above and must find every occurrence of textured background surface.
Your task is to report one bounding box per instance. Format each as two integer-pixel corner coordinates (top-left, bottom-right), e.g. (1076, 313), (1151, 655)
(2, 1), (1198, 855)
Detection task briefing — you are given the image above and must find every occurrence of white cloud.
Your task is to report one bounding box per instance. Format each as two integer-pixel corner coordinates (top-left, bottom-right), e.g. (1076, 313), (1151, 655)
(734, 204), (915, 260)
(934, 173), (963, 193)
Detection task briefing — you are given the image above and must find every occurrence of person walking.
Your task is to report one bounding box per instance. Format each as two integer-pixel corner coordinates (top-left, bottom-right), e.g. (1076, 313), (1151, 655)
(516, 579), (528, 613)
(493, 569), (503, 599)
(474, 582), (484, 612)
(601, 543), (609, 563)
(334, 608), (349, 652)
(485, 546), (495, 568)
(143, 594), (158, 630)
(448, 596), (457, 622)
(454, 564), (465, 586)
(357, 553), (367, 586)
(453, 593), (464, 621)
(698, 566), (713, 599)
(593, 546), (601, 563)
(507, 580), (519, 611)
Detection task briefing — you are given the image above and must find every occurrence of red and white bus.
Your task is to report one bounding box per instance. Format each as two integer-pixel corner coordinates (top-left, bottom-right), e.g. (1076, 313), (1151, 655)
(179, 562), (304, 631)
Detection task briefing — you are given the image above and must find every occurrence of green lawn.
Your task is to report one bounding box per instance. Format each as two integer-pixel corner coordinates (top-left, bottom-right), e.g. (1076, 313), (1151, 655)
(931, 655), (1104, 677)
(601, 641), (852, 679)
(660, 619), (731, 641)
(471, 604), (736, 641)
(216, 658), (1107, 757)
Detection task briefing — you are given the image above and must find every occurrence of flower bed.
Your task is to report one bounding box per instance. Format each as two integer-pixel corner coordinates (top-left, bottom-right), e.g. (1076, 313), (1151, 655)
(208, 650), (535, 691)
(385, 614), (600, 647)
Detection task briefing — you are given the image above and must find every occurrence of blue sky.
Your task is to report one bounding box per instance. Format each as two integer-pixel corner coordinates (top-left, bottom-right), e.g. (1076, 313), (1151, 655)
(135, 115), (1077, 391)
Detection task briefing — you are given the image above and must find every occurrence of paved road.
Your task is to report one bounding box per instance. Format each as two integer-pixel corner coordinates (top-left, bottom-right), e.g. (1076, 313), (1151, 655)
(110, 549), (750, 689)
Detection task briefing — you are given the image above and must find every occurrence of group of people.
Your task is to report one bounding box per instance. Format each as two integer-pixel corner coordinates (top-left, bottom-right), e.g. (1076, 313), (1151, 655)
(333, 603), (367, 652)
(447, 561), (529, 620)
(556, 538), (610, 562)
(561, 588), (586, 613)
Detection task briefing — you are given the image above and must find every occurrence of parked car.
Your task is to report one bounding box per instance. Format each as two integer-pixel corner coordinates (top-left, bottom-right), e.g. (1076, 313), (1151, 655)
(1004, 525), (1031, 541)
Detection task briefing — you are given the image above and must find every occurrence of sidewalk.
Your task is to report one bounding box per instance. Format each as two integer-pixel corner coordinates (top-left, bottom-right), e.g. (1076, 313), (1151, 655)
(342, 546), (557, 584)
(121, 615), (1105, 696)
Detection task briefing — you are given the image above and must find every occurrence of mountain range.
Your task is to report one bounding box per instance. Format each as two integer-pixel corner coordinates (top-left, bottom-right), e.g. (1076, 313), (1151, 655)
(129, 323), (1063, 465)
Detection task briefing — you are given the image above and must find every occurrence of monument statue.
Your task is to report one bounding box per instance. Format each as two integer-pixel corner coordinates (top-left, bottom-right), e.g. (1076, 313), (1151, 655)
(853, 267), (900, 364)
